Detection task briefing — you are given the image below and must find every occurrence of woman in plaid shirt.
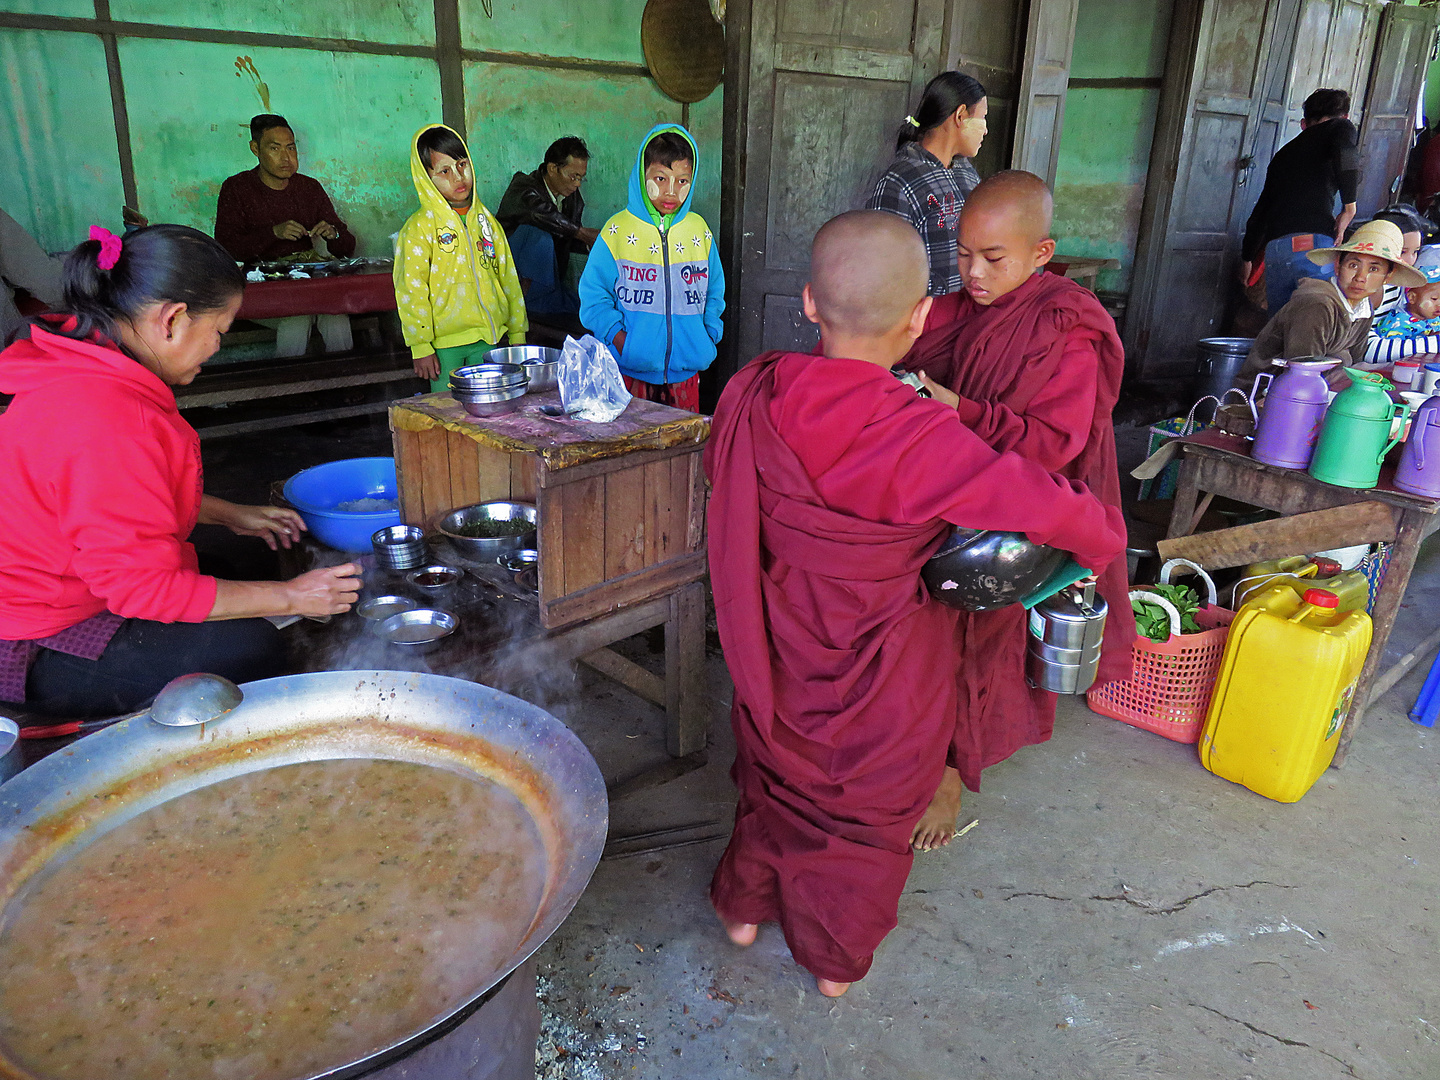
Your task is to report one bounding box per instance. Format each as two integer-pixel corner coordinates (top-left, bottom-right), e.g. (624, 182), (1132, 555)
(867, 72), (987, 296)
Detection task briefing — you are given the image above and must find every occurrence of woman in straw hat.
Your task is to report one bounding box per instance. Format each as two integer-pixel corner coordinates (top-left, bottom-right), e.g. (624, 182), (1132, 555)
(1238, 218), (1426, 388)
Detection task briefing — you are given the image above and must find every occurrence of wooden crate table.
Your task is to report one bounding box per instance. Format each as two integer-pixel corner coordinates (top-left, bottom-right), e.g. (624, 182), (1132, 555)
(1155, 429), (1440, 766)
(386, 391), (711, 756)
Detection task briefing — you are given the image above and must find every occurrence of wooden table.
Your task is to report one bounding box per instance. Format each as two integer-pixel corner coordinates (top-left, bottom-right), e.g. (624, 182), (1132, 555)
(1156, 430), (1440, 765)
(1047, 255), (1121, 293)
(389, 391), (711, 756)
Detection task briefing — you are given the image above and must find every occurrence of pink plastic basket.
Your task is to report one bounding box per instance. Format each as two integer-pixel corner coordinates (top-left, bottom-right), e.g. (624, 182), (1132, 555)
(1087, 604), (1235, 743)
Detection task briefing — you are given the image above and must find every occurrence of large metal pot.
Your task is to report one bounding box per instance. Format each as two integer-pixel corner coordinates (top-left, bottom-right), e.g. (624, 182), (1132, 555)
(0, 671), (607, 1080)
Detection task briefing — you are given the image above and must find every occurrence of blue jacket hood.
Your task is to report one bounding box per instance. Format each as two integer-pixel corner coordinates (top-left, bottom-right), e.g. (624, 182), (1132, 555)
(628, 123), (699, 229)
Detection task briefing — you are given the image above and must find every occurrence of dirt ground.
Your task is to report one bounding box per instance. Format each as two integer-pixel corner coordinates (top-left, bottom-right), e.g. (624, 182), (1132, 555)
(208, 414), (1440, 1080)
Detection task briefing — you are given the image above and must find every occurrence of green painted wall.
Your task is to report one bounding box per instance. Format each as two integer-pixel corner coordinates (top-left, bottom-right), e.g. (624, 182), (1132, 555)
(0, 1), (721, 262)
(1050, 0), (1173, 293)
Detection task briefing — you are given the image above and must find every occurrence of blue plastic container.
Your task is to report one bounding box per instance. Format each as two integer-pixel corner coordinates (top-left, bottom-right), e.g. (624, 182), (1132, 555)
(282, 457), (402, 553)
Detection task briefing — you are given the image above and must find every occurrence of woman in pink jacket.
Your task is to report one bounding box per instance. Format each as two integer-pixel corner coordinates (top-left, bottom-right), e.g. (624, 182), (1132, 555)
(0, 224), (360, 717)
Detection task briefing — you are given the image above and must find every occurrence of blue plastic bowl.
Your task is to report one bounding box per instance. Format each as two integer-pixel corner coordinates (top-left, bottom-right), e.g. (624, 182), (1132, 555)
(282, 457), (403, 553)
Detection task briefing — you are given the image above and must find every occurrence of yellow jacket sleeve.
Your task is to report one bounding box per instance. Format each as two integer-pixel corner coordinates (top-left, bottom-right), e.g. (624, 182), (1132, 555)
(393, 221), (437, 360)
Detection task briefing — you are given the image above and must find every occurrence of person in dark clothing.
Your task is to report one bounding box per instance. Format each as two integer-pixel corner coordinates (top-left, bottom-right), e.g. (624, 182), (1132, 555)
(214, 114), (357, 263)
(215, 114), (358, 356)
(495, 136), (598, 339)
(1241, 88), (1359, 313)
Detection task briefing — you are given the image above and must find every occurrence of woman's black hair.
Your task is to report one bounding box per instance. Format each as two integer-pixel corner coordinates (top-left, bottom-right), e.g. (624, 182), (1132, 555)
(897, 71), (986, 151)
(417, 126), (468, 170)
(46, 224), (244, 347)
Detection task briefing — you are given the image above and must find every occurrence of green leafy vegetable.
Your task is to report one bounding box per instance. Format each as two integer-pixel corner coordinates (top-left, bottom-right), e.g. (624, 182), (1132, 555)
(1132, 583), (1202, 642)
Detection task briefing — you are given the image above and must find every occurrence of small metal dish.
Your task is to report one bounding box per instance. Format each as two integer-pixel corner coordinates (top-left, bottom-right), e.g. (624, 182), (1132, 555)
(356, 595), (419, 625)
(438, 501), (538, 558)
(449, 362), (528, 392)
(405, 564), (463, 591)
(377, 608), (458, 654)
(372, 524), (427, 570)
(497, 549), (539, 571)
(451, 384), (528, 418)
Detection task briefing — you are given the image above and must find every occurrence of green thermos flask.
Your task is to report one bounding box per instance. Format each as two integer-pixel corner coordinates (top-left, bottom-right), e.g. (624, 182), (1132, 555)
(1309, 369), (1410, 489)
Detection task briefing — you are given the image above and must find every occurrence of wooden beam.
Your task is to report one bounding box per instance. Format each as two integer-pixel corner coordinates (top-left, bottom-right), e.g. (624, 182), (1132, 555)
(94, 0), (138, 212)
(580, 646), (666, 707)
(1156, 501), (1399, 569)
(432, 0), (466, 137)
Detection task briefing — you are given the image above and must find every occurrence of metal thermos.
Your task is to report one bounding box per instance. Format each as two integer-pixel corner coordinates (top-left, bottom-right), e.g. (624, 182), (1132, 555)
(1026, 582), (1108, 694)
(1396, 393), (1440, 497)
(1309, 369), (1410, 489)
(1249, 358), (1338, 469)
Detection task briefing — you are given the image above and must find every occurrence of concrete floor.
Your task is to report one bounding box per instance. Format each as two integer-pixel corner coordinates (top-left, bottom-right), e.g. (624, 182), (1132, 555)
(210, 415), (1440, 1080)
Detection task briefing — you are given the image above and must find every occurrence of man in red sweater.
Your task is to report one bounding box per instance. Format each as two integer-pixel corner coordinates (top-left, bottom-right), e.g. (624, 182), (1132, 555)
(215, 114), (357, 356)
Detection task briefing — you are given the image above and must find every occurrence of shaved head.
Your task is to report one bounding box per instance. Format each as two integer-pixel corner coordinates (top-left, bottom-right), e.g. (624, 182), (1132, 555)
(808, 210), (929, 336)
(963, 169), (1053, 244)
(956, 170), (1057, 305)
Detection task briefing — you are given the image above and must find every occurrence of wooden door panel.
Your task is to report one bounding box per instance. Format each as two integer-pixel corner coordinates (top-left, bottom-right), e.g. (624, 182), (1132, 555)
(1146, 251), (1229, 378)
(1200, 0), (1269, 97)
(1011, 0), (1079, 185)
(945, 0), (1025, 176)
(1356, 4), (1437, 215)
(1176, 112), (1251, 234)
(761, 294), (818, 353)
(764, 72), (911, 271)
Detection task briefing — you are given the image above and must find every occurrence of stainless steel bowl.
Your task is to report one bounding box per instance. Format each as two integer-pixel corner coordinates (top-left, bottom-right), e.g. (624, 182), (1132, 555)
(356, 595), (419, 625)
(921, 527), (1067, 612)
(498, 549), (539, 571)
(438, 501), (538, 558)
(377, 608), (458, 654)
(485, 346), (561, 393)
(451, 384), (527, 418)
(372, 524), (427, 570)
(449, 362), (528, 392)
(405, 564), (464, 593)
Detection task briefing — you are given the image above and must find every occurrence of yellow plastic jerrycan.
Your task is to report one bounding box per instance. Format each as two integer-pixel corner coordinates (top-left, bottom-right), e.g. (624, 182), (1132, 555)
(1199, 585), (1371, 802)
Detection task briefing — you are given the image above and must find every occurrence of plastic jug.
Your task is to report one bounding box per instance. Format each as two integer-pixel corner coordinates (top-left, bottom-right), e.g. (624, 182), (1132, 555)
(1395, 393), (1440, 498)
(1199, 586), (1371, 802)
(1309, 369), (1410, 488)
(1233, 556), (1369, 612)
(1249, 358), (1338, 469)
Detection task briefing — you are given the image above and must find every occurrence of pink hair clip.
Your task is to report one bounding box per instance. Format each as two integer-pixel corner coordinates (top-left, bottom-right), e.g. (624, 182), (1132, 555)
(89, 225), (123, 271)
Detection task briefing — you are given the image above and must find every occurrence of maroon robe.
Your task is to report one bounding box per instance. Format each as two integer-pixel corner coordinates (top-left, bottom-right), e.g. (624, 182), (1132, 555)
(706, 350), (1126, 983)
(900, 271), (1137, 791)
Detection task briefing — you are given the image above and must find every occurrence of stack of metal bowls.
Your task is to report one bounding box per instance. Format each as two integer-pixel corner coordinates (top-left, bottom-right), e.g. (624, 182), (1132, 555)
(450, 362), (529, 417)
(485, 345), (562, 393)
(372, 524), (427, 571)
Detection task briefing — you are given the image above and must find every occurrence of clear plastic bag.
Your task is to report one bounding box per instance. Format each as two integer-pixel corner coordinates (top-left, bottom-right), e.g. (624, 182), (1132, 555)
(557, 334), (633, 423)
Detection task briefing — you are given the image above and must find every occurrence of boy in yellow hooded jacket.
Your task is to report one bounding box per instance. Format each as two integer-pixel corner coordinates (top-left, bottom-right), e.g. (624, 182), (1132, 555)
(395, 125), (527, 391)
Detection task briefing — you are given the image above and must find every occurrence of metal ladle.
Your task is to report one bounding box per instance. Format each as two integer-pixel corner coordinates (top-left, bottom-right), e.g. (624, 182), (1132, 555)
(17, 673), (244, 741)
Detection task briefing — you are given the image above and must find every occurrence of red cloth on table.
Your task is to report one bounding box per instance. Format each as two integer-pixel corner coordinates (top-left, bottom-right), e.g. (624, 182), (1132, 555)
(214, 169), (357, 262)
(0, 323), (217, 642)
(705, 350), (1126, 983)
(622, 373), (700, 413)
(899, 271), (1136, 790)
(235, 272), (398, 321)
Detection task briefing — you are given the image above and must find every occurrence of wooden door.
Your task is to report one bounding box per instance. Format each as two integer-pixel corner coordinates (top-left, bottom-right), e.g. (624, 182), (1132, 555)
(1237, 0), (1301, 225)
(1010, 0), (1079, 186)
(1356, 4), (1437, 216)
(717, 0), (946, 379)
(1126, 0), (1290, 381)
(945, 0), (1026, 179)
(1319, 0), (1381, 122)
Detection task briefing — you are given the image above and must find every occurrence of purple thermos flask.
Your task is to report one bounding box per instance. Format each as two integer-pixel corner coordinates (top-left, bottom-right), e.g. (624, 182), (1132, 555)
(1396, 394), (1440, 498)
(1250, 358), (1339, 469)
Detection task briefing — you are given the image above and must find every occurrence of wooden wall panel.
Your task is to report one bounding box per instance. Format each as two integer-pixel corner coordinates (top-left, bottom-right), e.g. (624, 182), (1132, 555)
(393, 427), (425, 526)
(603, 468), (648, 578)
(561, 476), (606, 594)
(445, 430), (484, 512)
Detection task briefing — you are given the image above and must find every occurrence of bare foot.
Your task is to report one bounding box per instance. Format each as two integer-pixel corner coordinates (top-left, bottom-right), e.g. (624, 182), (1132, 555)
(817, 978), (852, 997)
(716, 911), (758, 947)
(910, 767), (962, 852)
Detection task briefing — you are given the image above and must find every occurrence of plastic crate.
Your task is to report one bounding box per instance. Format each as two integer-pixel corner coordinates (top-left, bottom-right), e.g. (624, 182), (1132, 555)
(1087, 604), (1235, 743)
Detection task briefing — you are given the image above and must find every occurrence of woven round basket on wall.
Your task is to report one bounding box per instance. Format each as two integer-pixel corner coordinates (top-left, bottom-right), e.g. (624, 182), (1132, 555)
(641, 0), (725, 104)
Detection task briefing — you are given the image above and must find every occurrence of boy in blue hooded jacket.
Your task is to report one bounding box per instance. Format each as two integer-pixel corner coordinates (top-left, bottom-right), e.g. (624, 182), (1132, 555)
(579, 125), (725, 412)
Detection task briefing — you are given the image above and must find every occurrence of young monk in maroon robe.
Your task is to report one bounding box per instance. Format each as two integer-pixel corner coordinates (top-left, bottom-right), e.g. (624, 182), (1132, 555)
(705, 209), (1127, 996)
(899, 171), (1137, 850)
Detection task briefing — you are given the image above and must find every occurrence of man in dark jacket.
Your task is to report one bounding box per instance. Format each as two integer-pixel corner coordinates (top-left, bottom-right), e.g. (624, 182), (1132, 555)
(496, 136), (598, 339)
(1240, 88), (1360, 313)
